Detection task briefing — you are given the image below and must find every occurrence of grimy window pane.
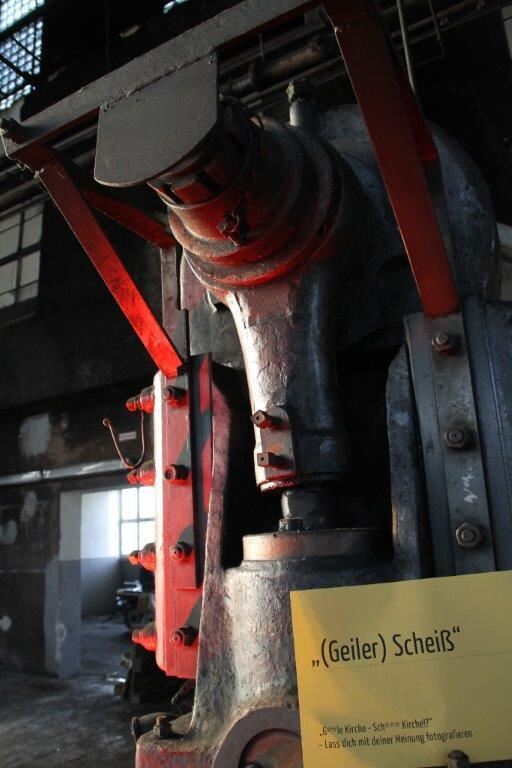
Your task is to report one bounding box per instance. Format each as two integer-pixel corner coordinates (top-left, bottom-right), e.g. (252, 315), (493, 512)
(22, 207), (43, 249)
(20, 251), (40, 286)
(0, 214), (21, 259)
(0, 260), (17, 294)
(121, 487), (138, 520)
(139, 520), (155, 549)
(18, 282), (38, 302)
(0, 290), (15, 308)
(121, 521), (138, 555)
(139, 486), (156, 519)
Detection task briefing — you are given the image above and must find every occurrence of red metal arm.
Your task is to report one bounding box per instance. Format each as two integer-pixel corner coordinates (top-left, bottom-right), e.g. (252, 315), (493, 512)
(36, 151), (183, 378)
(325, 0), (459, 318)
(82, 188), (176, 249)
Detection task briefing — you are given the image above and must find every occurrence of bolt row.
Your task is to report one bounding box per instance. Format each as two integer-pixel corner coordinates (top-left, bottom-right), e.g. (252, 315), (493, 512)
(132, 622), (197, 651)
(127, 460), (189, 486)
(129, 540), (192, 571)
(431, 327), (483, 551)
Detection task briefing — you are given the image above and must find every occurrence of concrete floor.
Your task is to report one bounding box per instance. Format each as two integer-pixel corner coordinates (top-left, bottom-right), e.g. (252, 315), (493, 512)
(0, 616), (151, 768)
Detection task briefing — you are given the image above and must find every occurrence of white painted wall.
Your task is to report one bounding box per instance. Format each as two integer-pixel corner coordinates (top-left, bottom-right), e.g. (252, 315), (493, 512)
(80, 490), (120, 559)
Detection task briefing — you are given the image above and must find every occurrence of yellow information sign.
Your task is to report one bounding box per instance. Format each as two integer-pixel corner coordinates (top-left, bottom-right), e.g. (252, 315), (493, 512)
(290, 570), (512, 768)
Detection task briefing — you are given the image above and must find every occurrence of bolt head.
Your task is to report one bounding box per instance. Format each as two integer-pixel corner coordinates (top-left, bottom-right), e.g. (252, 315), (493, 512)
(432, 329), (457, 354)
(170, 629), (184, 647)
(171, 626), (197, 648)
(164, 464), (188, 483)
(170, 541), (192, 562)
(444, 425), (471, 449)
(455, 522), (483, 549)
(153, 715), (172, 740)
(251, 410), (276, 429)
(162, 385), (185, 406)
(217, 212), (240, 235)
(257, 451), (283, 468)
(286, 78), (314, 103)
(447, 750), (470, 768)
(128, 550), (140, 566)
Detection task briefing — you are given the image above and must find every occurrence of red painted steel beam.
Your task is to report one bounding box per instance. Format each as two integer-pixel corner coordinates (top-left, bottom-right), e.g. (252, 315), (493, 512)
(82, 188), (176, 249)
(325, 0), (459, 318)
(36, 152), (183, 378)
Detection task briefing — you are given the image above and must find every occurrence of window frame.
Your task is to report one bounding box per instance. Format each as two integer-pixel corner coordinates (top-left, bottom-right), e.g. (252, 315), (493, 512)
(0, 1), (44, 110)
(0, 199), (43, 320)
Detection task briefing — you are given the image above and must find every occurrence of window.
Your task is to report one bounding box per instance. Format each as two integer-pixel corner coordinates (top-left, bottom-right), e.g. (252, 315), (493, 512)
(120, 486), (156, 556)
(0, 0), (44, 110)
(0, 202), (42, 308)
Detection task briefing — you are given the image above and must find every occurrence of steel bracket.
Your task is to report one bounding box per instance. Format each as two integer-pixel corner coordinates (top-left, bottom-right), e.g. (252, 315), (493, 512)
(405, 311), (495, 575)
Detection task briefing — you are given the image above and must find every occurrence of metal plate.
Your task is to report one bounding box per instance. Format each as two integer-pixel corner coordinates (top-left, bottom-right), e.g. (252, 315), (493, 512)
(243, 527), (387, 561)
(405, 311), (495, 575)
(2, 0), (314, 159)
(95, 55), (219, 186)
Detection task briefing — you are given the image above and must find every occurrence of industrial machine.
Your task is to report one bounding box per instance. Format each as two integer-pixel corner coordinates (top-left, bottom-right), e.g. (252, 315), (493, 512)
(3, 1), (511, 766)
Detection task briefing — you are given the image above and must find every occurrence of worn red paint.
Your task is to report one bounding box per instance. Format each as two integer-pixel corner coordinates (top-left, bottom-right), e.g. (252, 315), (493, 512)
(35, 153), (182, 378)
(154, 355), (213, 678)
(325, 0), (459, 317)
(82, 187), (176, 249)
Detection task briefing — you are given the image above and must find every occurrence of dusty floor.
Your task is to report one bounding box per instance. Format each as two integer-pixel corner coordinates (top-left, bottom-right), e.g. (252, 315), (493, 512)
(0, 616), (153, 768)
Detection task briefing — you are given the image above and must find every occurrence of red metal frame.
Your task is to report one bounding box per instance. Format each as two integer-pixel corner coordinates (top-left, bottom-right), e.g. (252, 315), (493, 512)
(154, 355), (213, 678)
(325, 0), (459, 317)
(82, 188), (176, 249)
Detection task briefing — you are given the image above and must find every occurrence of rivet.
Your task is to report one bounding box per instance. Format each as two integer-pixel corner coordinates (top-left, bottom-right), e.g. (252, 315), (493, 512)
(257, 451), (284, 468)
(170, 541), (192, 562)
(444, 425), (471, 450)
(455, 522), (482, 549)
(432, 329), (457, 354)
(170, 626), (197, 648)
(251, 410), (277, 429)
(164, 464), (189, 483)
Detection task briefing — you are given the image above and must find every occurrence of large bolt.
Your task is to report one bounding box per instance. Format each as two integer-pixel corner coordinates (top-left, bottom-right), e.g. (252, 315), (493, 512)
(128, 542), (156, 571)
(217, 212), (241, 236)
(170, 625), (197, 648)
(257, 451), (284, 468)
(126, 386), (154, 413)
(444, 425), (472, 450)
(251, 410), (278, 429)
(132, 621), (157, 652)
(286, 78), (315, 104)
(162, 385), (186, 407)
(164, 464), (189, 483)
(455, 522), (483, 549)
(153, 715), (173, 740)
(432, 330), (457, 355)
(170, 541), (192, 562)
(127, 461), (156, 486)
(447, 750), (470, 768)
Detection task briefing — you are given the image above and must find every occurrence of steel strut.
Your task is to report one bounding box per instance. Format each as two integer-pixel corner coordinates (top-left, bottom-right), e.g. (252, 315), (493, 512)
(325, 0), (460, 318)
(32, 149), (182, 378)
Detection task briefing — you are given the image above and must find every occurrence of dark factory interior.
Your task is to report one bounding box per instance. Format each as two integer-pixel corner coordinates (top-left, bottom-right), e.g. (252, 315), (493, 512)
(1, 1), (512, 767)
